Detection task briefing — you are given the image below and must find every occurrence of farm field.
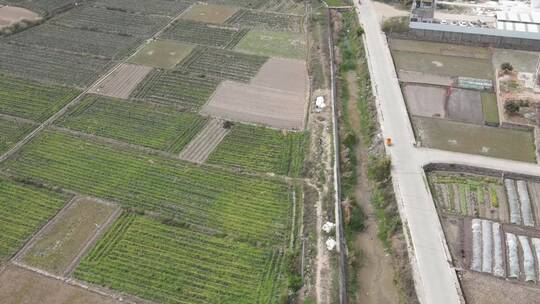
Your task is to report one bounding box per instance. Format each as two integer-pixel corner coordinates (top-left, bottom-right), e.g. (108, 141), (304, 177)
(57, 94), (209, 153)
(75, 213), (287, 303)
(0, 0), (75, 16)
(413, 116), (536, 162)
(403, 84), (446, 118)
(177, 46), (269, 82)
(90, 63), (152, 99)
(481, 92), (499, 125)
(129, 40), (194, 69)
(0, 74), (81, 122)
(389, 38), (491, 59)
(0, 177), (70, 265)
(180, 3), (238, 24)
(0, 116), (36, 155)
(447, 88), (483, 124)
(0, 42), (110, 87)
(178, 119), (230, 163)
(8, 23), (141, 59)
(161, 19), (248, 48)
(226, 9), (304, 32)
(208, 124), (307, 176)
(131, 69), (221, 109)
(22, 197), (119, 275)
(0, 5), (41, 31)
(0, 265), (121, 304)
(234, 30), (307, 59)
(93, 0), (190, 17)
(3, 131), (293, 243)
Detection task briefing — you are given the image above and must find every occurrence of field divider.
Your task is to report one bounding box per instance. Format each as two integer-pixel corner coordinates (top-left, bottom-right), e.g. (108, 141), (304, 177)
(0, 2), (196, 164)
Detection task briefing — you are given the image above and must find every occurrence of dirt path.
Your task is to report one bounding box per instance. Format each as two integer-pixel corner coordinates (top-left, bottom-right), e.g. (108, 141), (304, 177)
(346, 71), (400, 304)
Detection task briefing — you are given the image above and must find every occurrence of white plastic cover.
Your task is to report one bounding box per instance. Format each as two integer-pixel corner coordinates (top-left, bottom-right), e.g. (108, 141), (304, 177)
(482, 220), (493, 273)
(519, 235), (536, 282)
(517, 180), (534, 227)
(505, 179), (522, 225)
(506, 233), (519, 278)
(471, 219), (482, 271)
(492, 222), (505, 277)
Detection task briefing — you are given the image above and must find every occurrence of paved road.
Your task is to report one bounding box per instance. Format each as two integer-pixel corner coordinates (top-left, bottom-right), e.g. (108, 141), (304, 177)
(354, 1), (540, 303)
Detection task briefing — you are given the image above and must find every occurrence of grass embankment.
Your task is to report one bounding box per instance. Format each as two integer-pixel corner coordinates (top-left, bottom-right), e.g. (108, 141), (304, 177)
(335, 10), (418, 303)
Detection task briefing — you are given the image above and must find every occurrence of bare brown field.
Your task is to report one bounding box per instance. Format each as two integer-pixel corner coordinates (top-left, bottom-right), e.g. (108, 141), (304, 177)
(21, 197), (119, 276)
(397, 70), (454, 86)
(0, 265), (119, 304)
(181, 3), (237, 24)
(202, 81), (306, 129)
(448, 88), (483, 124)
(403, 84), (446, 118)
(178, 119), (229, 163)
(90, 63), (152, 99)
(0, 6), (41, 30)
(251, 57), (308, 96)
(129, 40), (193, 69)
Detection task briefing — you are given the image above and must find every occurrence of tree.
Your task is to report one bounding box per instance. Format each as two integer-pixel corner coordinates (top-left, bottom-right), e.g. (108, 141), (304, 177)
(501, 62), (514, 73)
(504, 100), (520, 114)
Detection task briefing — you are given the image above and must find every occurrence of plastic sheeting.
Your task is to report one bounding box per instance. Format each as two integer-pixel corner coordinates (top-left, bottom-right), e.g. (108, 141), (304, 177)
(519, 235), (536, 282)
(531, 238), (540, 281)
(505, 179), (522, 225)
(517, 180), (534, 227)
(482, 220), (493, 273)
(471, 219), (482, 271)
(506, 233), (519, 278)
(492, 222), (505, 277)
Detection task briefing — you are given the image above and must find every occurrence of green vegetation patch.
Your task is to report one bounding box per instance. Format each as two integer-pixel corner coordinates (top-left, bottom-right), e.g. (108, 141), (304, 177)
(235, 30), (306, 59)
(413, 116), (536, 162)
(131, 69), (221, 109)
(0, 74), (81, 122)
(177, 46), (268, 82)
(0, 177), (70, 264)
(0, 117), (36, 155)
(161, 20), (248, 48)
(208, 124), (307, 176)
(324, 0), (349, 6)
(129, 40), (194, 69)
(389, 38), (491, 59)
(481, 92), (499, 125)
(3, 131), (292, 243)
(75, 213), (286, 304)
(391, 50), (493, 80)
(23, 198), (117, 275)
(57, 95), (208, 153)
(226, 9), (304, 32)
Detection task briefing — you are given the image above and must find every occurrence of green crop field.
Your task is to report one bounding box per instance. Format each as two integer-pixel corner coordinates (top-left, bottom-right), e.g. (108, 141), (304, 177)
(235, 30), (306, 59)
(226, 10), (304, 32)
(3, 131), (293, 243)
(0, 74), (81, 122)
(57, 94), (209, 153)
(0, 117), (36, 155)
(481, 92), (499, 125)
(208, 124), (307, 177)
(177, 46), (268, 82)
(161, 20), (248, 48)
(131, 69), (220, 109)
(75, 213), (286, 303)
(0, 177), (70, 264)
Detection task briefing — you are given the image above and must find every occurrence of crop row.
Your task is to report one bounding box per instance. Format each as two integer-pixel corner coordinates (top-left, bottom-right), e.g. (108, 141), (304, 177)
(208, 124), (307, 177)
(0, 73), (81, 122)
(56, 94), (209, 153)
(0, 0), (76, 16)
(161, 20), (249, 49)
(8, 23), (141, 60)
(226, 9), (304, 33)
(3, 131), (293, 244)
(92, 0), (190, 17)
(50, 6), (169, 38)
(75, 213), (286, 303)
(0, 117), (36, 155)
(0, 177), (69, 265)
(131, 69), (221, 110)
(0, 43), (110, 88)
(177, 46), (268, 83)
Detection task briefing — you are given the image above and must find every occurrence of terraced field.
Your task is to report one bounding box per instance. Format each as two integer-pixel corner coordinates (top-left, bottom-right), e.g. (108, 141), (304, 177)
(131, 69), (221, 109)
(57, 94), (209, 153)
(0, 43), (110, 87)
(0, 177), (70, 264)
(226, 10), (304, 32)
(75, 213), (286, 304)
(0, 74), (81, 122)
(3, 131), (293, 243)
(0, 117), (36, 155)
(161, 19), (248, 48)
(8, 24), (141, 59)
(208, 124), (307, 176)
(177, 46), (268, 82)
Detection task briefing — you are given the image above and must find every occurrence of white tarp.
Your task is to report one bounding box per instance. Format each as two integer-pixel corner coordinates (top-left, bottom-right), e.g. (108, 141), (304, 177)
(517, 180), (534, 227)
(322, 221), (335, 233)
(492, 222), (505, 277)
(482, 220), (493, 273)
(471, 219), (482, 271)
(505, 179), (522, 225)
(506, 233), (520, 278)
(531, 238), (540, 281)
(326, 238), (336, 251)
(519, 235), (536, 282)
